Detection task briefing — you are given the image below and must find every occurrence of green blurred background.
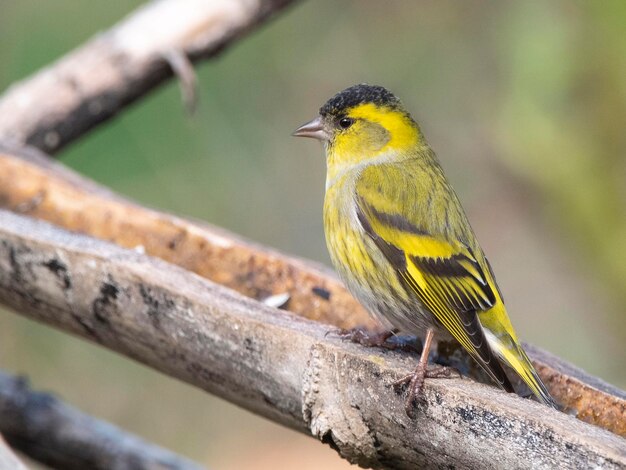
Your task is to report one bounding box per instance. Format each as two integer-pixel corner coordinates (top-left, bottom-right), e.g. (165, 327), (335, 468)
(1, 1), (624, 468)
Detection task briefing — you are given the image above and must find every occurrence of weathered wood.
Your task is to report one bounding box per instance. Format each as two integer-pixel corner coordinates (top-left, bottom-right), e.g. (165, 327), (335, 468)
(0, 435), (26, 470)
(0, 0), (298, 154)
(1, 0), (622, 465)
(526, 344), (626, 437)
(1, 145), (624, 438)
(0, 210), (624, 469)
(0, 144), (373, 331)
(0, 371), (204, 470)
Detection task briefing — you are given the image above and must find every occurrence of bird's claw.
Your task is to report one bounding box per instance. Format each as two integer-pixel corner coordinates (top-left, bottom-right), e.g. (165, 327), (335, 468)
(393, 365), (460, 417)
(334, 327), (420, 353)
(336, 327), (396, 347)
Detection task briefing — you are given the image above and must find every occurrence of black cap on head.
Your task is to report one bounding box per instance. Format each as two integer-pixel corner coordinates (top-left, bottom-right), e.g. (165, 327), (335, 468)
(319, 84), (402, 117)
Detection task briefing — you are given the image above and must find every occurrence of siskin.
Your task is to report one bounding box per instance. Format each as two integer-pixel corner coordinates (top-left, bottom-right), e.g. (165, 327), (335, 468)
(293, 84), (557, 414)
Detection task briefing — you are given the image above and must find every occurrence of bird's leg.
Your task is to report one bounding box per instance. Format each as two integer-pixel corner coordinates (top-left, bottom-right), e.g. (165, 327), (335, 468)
(397, 328), (435, 414)
(393, 329), (457, 416)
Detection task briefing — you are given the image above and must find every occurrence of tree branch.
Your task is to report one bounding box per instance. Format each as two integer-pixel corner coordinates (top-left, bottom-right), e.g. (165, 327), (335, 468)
(0, 210), (624, 469)
(1, 0), (623, 466)
(0, 372), (204, 470)
(1, 144), (624, 438)
(0, 143), (373, 332)
(0, 0), (299, 154)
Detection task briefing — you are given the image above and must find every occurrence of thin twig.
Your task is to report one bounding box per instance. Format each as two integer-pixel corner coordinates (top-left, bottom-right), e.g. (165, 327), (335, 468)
(163, 49), (198, 114)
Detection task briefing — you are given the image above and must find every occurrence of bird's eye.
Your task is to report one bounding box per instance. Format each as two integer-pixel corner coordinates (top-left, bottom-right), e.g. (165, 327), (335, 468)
(338, 117), (354, 129)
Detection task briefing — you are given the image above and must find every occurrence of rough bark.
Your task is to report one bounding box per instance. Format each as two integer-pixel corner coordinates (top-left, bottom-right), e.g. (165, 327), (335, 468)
(0, 144), (373, 331)
(1, 145), (624, 438)
(0, 0), (298, 154)
(0, 210), (624, 469)
(0, 372), (204, 470)
(0, 1), (624, 465)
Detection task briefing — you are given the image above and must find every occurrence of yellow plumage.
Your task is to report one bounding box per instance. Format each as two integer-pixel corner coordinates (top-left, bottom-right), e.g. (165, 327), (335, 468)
(294, 84), (556, 410)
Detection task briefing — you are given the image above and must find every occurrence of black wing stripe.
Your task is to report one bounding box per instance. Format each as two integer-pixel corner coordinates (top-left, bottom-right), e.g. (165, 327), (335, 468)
(405, 271), (513, 390)
(356, 198), (513, 392)
(456, 310), (513, 389)
(358, 197), (428, 235)
(411, 254), (496, 311)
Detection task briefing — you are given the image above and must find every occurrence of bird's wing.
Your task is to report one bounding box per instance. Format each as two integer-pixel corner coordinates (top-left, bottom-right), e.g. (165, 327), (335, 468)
(355, 164), (513, 390)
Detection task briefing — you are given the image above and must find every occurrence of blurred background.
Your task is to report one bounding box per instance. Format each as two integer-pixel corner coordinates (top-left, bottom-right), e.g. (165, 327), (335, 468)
(0, 0), (624, 468)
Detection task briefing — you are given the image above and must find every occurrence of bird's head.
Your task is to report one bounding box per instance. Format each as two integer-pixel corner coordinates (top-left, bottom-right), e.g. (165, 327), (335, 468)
(293, 84), (423, 170)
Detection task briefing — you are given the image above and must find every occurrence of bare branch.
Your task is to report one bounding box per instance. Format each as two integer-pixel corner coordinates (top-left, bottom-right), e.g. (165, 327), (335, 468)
(1, 145), (624, 438)
(0, 435), (27, 470)
(0, 372), (204, 470)
(0, 0), (621, 465)
(0, 144), (373, 332)
(0, 210), (624, 469)
(163, 49), (199, 114)
(0, 0), (299, 154)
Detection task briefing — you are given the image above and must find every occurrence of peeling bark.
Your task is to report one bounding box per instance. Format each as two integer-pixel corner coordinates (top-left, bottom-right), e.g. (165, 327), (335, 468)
(0, 210), (624, 469)
(0, 144), (373, 331)
(2, 0), (622, 467)
(1, 145), (624, 438)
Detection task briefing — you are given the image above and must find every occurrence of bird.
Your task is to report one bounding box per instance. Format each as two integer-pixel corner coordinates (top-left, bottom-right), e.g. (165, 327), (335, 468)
(292, 83), (557, 414)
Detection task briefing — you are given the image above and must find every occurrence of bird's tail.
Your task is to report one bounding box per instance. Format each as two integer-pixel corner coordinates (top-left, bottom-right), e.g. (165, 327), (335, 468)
(489, 335), (558, 409)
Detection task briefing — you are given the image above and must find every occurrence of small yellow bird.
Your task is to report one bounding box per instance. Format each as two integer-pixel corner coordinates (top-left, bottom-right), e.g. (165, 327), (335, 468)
(293, 84), (557, 413)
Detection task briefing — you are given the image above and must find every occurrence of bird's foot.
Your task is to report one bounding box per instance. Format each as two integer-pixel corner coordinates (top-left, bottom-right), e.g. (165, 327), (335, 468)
(393, 364), (459, 417)
(335, 328), (418, 352)
(337, 327), (395, 346)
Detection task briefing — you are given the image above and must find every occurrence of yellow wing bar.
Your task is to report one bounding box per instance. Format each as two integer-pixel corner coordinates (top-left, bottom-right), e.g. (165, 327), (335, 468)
(356, 196), (514, 391)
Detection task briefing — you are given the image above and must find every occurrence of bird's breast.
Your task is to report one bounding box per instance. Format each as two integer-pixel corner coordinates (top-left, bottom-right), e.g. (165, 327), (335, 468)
(323, 179), (417, 330)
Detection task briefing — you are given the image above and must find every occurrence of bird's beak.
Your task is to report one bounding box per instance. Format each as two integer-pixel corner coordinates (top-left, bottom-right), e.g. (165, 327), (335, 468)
(292, 116), (329, 141)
